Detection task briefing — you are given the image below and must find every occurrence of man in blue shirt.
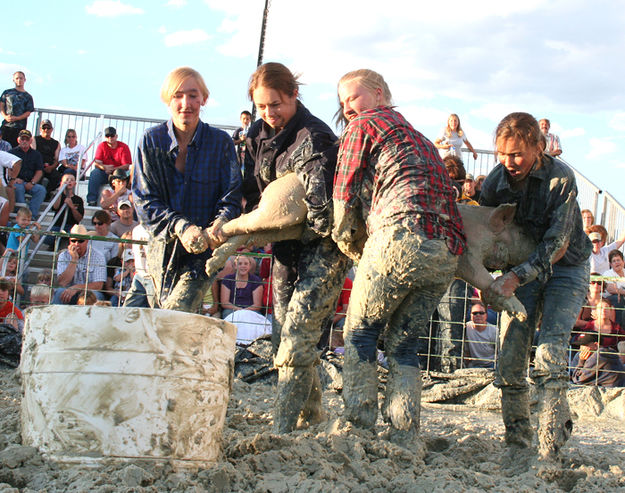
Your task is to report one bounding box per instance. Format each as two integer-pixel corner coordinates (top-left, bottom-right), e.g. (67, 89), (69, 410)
(133, 67), (241, 312)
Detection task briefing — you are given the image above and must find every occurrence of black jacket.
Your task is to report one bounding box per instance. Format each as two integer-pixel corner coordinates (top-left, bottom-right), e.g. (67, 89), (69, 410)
(246, 102), (338, 238)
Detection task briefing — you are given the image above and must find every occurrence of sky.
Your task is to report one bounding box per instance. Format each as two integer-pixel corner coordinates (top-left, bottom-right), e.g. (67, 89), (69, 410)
(2, 0), (625, 205)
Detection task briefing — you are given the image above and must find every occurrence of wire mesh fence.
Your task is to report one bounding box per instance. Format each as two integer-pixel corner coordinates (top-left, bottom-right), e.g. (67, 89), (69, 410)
(3, 230), (623, 388)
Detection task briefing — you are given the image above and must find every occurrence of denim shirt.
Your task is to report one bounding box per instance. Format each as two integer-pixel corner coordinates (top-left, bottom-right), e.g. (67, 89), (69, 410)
(133, 119), (242, 301)
(480, 155), (591, 285)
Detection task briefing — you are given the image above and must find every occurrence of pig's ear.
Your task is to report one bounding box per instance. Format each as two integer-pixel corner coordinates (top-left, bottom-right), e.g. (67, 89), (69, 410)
(488, 204), (517, 233)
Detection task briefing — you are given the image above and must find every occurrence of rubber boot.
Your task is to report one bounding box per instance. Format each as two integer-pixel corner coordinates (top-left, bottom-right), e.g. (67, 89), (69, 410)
(273, 366), (314, 434)
(501, 388), (533, 448)
(342, 355), (379, 428)
(536, 382), (572, 462)
(381, 361), (422, 433)
(297, 367), (325, 428)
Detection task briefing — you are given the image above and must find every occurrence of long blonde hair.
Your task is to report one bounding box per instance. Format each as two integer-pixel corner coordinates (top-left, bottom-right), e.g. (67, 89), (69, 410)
(445, 113), (464, 138)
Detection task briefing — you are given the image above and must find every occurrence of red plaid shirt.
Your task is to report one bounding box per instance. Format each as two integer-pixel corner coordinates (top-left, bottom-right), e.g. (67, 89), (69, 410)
(333, 106), (465, 255)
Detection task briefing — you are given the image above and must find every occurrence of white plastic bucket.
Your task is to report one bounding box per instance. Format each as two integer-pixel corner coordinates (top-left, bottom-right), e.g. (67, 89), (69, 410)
(20, 305), (237, 468)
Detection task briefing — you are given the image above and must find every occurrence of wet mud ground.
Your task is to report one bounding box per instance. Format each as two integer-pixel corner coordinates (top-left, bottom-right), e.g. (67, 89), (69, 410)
(1, 366), (624, 493)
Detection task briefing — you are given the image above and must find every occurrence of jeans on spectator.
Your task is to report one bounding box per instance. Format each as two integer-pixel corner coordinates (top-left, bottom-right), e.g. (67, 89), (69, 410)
(14, 182), (46, 218)
(87, 168), (109, 204)
(52, 287), (105, 305)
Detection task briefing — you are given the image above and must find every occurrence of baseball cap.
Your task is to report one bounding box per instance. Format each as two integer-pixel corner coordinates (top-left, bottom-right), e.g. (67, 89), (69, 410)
(123, 249), (135, 262)
(465, 173), (474, 181)
(104, 126), (116, 137)
(588, 232), (602, 242)
(41, 119), (53, 128)
(118, 199), (132, 209)
(18, 129), (32, 139)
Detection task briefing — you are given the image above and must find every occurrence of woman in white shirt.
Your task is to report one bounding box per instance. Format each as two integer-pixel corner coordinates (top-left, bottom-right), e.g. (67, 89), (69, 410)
(58, 129), (87, 178)
(435, 113), (478, 162)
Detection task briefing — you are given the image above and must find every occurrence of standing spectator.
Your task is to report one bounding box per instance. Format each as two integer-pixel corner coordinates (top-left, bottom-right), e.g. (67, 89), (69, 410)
(52, 224), (107, 304)
(464, 301), (498, 368)
(0, 128), (12, 152)
(539, 118), (562, 157)
(58, 129), (87, 176)
(246, 62), (351, 433)
(110, 199), (138, 237)
(89, 210), (119, 262)
(32, 119), (61, 199)
(580, 209), (595, 234)
(434, 113), (478, 162)
(9, 130), (46, 217)
(100, 168), (132, 220)
(480, 112), (591, 463)
(87, 126), (132, 206)
(45, 171), (84, 249)
(333, 69), (465, 444)
(587, 224), (625, 274)
(0, 149), (21, 219)
(133, 66), (241, 312)
(0, 71), (34, 147)
(232, 110), (252, 166)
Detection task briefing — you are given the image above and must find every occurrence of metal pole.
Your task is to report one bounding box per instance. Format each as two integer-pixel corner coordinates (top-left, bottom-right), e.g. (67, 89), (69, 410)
(251, 0), (270, 121)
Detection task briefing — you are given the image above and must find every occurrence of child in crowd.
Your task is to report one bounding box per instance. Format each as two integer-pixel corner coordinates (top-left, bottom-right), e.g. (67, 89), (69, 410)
(110, 250), (135, 307)
(76, 290), (97, 306)
(0, 252), (25, 297)
(6, 207), (40, 256)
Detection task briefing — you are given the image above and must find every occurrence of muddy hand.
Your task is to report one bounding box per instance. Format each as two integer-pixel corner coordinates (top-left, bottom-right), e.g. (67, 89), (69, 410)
(483, 286), (527, 321)
(179, 225), (209, 254)
(206, 218), (227, 250)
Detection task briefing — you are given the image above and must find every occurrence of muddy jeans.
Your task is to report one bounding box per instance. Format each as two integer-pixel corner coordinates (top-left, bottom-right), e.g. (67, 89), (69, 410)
(344, 222), (457, 368)
(496, 262), (589, 449)
(273, 237), (352, 368)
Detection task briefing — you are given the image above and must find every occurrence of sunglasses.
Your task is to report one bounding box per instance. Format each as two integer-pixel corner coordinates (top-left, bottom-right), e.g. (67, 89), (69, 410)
(471, 311), (486, 316)
(42, 126), (52, 130)
(69, 238), (86, 244)
(105, 134), (115, 138)
(92, 221), (104, 226)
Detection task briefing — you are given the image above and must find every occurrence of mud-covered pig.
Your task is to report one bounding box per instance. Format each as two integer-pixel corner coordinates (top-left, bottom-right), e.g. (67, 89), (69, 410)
(205, 174), (536, 318)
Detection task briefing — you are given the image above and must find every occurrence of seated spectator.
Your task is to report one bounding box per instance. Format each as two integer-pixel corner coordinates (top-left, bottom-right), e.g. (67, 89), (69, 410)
(9, 129), (46, 218)
(443, 155), (479, 205)
(31, 119), (61, 199)
(89, 210), (119, 263)
(58, 129), (87, 177)
(588, 224), (625, 274)
(76, 290), (97, 306)
(110, 249), (135, 307)
(220, 255), (263, 319)
(475, 174), (486, 195)
(0, 278), (23, 331)
(27, 283), (52, 307)
(464, 301), (498, 368)
(52, 224), (107, 304)
(100, 168), (132, 220)
(87, 126), (132, 206)
(604, 250), (625, 327)
(0, 251), (25, 297)
(0, 149), (21, 216)
(571, 299), (625, 387)
(463, 173), (480, 202)
(201, 280), (221, 317)
(45, 171), (84, 249)
(123, 224), (155, 308)
(575, 274), (605, 330)
(0, 128), (12, 152)
(581, 209), (595, 234)
(110, 199), (138, 237)
(36, 269), (53, 286)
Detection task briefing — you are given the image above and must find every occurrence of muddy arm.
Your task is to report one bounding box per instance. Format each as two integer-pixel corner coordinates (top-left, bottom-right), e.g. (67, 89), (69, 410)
(456, 253), (527, 321)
